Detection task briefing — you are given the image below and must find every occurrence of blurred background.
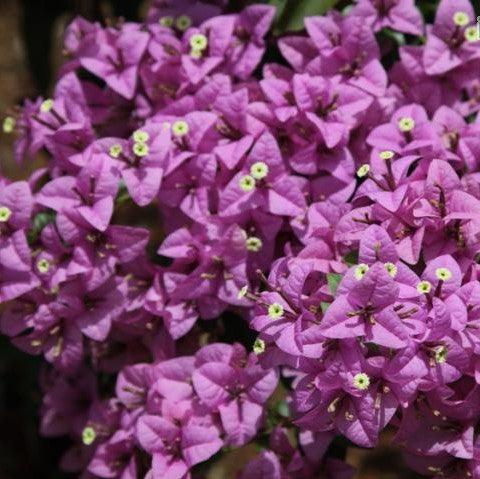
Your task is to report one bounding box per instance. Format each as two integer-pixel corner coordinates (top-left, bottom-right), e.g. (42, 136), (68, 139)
(0, 1), (426, 477)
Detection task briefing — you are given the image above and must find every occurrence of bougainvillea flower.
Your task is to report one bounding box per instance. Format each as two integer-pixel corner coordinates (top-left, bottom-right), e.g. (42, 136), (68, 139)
(423, 0), (480, 75)
(192, 343), (278, 446)
(81, 29), (149, 99)
(5, 1), (480, 478)
(350, 0), (423, 35)
(136, 400), (223, 478)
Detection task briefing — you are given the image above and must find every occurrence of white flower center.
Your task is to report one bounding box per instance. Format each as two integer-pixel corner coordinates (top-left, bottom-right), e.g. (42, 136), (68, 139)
(159, 16), (174, 27)
(176, 15), (192, 31)
(453, 11), (470, 27)
(40, 99), (54, 113)
(356, 164), (370, 178)
(172, 120), (189, 137)
(379, 150), (395, 160)
(82, 426), (96, 445)
(246, 236), (262, 252)
(250, 161), (269, 180)
(109, 143), (123, 158)
(268, 303), (284, 319)
(3, 116), (15, 133)
(133, 129), (150, 143)
(465, 26), (479, 42)
(398, 117), (415, 132)
(239, 175), (256, 192)
(435, 267), (452, 281)
(434, 345), (448, 364)
(253, 338), (266, 354)
(133, 142), (149, 157)
(0, 206), (12, 222)
(37, 258), (50, 274)
(384, 262), (397, 278)
(354, 263), (369, 280)
(417, 280), (432, 294)
(353, 373), (370, 390)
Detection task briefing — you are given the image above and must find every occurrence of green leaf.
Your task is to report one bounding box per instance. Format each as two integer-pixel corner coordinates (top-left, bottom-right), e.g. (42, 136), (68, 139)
(27, 210), (56, 244)
(321, 302), (330, 313)
(382, 28), (406, 46)
(275, 0), (340, 32)
(268, 0), (287, 20)
(276, 400), (290, 418)
(343, 250), (359, 266)
(327, 272), (342, 295)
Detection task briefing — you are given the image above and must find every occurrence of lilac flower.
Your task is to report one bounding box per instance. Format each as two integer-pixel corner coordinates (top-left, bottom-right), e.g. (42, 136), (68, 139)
(225, 5), (275, 80)
(40, 369), (97, 437)
(80, 28), (150, 99)
(136, 400), (223, 478)
(36, 156), (118, 236)
(286, 15), (389, 97)
(6, 1), (480, 477)
(423, 0), (480, 75)
(219, 131), (306, 218)
(88, 429), (136, 478)
(192, 344), (277, 446)
(272, 73), (372, 148)
(159, 224), (249, 311)
(320, 263), (410, 348)
(0, 181), (33, 230)
(113, 123), (171, 206)
(12, 303), (84, 373)
(192, 343), (278, 446)
(56, 276), (127, 342)
(396, 400), (475, 459)
(367, 104), (440, 155)
(350, 0), (424, 35)
(147, 0), (227, 27)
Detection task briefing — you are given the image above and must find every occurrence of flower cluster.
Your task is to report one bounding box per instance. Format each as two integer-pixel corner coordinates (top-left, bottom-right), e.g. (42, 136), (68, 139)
(2, 0), (480, 477)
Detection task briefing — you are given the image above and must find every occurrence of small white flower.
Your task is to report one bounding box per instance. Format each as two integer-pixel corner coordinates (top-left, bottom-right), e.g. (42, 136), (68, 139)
(0, 206), (12, 222)
(353, 372), (370, 391)
(453, 11), (470, 26)
(189, 33), (208, 51)
(132, 142), (149, 157)
(109, 143), (123, 158)
(253, 338), (266, 354)
(435, 267), (452, 281)
(268, 303), (284, 319)
(417, 280), (432, 294)
(356, 164), (370, 178)
(384, 262), (397, 278)
(354, 263), (369, 280)
(82, 426), (96, 446)
(133, 129), (150, 143)
(465, 26), (480, 42)
(37, 258), (50, 274)
(176, 15), (192, 31)
(2, 116), (15, 134)
(246, 236), (262, 252)
(250, 161), (269, 180)
(172, 120), (189, 137)
(434, 345), (448, 364)
(398, 117), (415, 132)
(40, 99), (54, 113)
(239, 175), (256, 192)
(159, 16), (174, 27)
(379, 150), (395, 160)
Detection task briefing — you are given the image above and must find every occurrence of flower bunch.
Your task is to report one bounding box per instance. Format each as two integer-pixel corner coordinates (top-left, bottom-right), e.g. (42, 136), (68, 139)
(2, 0), (480, 477)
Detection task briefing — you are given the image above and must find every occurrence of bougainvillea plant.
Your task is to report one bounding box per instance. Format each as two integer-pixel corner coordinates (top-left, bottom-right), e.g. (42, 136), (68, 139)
(2, 0), (480, 477)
